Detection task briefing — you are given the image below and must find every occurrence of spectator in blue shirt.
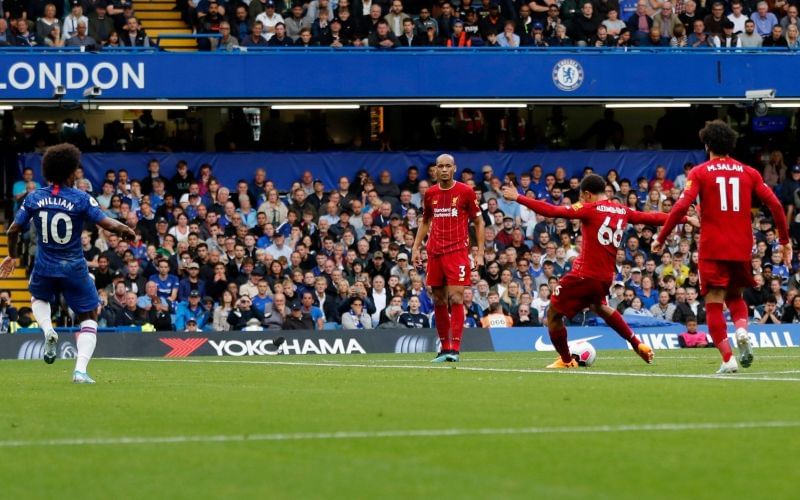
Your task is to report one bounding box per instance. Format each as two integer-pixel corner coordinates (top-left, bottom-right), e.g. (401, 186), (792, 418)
(751, 2), (778, 37)
(12, 168), (40, 211)
(178, 262), (207, 302)
(149, 259), (180, 302)
(175, 291), (209, 330)
(299, 291), (325, 329)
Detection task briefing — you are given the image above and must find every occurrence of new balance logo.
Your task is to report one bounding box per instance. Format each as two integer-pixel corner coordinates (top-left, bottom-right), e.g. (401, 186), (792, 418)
(160, 338), (208, 358)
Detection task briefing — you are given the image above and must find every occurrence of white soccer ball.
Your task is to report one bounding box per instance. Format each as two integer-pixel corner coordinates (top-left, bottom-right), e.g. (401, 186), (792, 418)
(570, 341), (597, 367)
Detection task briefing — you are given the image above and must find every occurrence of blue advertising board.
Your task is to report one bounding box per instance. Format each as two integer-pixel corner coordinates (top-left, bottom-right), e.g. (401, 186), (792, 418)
(19, 150), (705, 192)
(0, 50), (799, 101)
(489, 324), (800, 352)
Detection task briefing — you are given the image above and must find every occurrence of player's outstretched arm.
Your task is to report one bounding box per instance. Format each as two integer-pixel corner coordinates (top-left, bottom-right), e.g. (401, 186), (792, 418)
(755, 179), (793, 267)
(97, 217), (136, 241)
(653, 174), (700, 254)
(501, 184), (578, 219)
(628, 209), (696, 228)
(0, 223), (22, 278)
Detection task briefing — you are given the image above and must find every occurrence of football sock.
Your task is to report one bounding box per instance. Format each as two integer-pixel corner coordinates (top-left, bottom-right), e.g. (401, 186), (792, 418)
(434, 304), (451, 352)
(75, 320), (98, 373)
(549, 324), (572, 363)
(725, 296), (749, 331)
(450, 303), (465, 353)
(706, 302), (732, 362)
(31, 299), (54, 334)
(600, 309), (641, 349)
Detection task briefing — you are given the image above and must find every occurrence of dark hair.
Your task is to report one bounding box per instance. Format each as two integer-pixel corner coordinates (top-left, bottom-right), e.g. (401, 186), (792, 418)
(579, 173), (607, 195)
(41, 143), (81, 184)
(699, 120), (737, 156)
(685, 315), (698, 323)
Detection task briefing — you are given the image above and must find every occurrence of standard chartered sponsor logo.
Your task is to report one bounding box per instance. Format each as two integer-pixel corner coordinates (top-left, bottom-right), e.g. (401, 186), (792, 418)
(0, 62), (145, 90)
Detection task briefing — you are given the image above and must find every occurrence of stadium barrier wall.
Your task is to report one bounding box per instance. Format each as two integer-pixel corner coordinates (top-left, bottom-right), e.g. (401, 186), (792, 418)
(19, 150), (706, 191)
(2, 325), (797, 360)
(1, 51), (799, 101)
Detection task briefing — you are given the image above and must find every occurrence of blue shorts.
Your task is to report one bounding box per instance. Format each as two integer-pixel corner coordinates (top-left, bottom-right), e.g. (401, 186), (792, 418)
(29, 270), (100, 314)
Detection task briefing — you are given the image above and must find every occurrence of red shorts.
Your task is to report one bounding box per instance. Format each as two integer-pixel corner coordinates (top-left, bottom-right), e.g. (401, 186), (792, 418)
(426, 251), (470, 288)
(697, 259), (754, 296)
(550, 273), (610, 319)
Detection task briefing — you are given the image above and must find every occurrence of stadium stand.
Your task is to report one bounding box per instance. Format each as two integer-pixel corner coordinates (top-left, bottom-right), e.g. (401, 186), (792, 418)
(3, 145), (799, 333)
(1, 0), (800, 50)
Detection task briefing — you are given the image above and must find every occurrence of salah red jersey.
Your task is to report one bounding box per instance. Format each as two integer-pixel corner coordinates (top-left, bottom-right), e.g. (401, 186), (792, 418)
(423, 181), (481, 256)
(515, 197), (670, 282)
(657, 157), (789, 263)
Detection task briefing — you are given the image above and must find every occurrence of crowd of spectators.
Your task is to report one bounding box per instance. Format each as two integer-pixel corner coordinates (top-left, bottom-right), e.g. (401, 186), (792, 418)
(3, 0), (800, 49)
(0, 0), (150, 48)
(188, 0), (800, 49)
(9, 151), (800, 332)
(184, 0), (800, 49)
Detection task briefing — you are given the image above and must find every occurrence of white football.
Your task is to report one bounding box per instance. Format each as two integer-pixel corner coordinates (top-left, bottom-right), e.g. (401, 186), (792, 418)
(570, 341), (597, 367)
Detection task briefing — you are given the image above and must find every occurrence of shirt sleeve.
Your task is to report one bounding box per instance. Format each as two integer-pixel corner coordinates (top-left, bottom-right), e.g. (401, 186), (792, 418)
(13, 194), (34, 227)
(514, 195), (588, 220)
(752, 169), (791, 245)
(465, 186), (481, 219)
(84, 194), (108, 225)
(656, 168), (700, 243)
(422, 190), (433, 223)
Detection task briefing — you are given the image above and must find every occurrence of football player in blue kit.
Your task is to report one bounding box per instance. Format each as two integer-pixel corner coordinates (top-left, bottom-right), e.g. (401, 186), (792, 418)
(0, 144), (135, 384)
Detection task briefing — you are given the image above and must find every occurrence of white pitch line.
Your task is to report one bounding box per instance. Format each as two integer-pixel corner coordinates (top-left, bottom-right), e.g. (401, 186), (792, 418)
(2, 421), (798, 449)
(106, 357), (800, 383)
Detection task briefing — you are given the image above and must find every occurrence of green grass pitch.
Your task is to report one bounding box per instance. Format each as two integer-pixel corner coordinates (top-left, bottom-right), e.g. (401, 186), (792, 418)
(2, 349), (799, 499)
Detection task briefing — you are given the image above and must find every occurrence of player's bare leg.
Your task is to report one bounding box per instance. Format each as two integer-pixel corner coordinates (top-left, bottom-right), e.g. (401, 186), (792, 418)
(431, 286), (452, 362)
(72, 310), (99, 384)
(706, 288), (737, 374)
(445, 285), (466, 361)
(30, 298), (58, 364)
(593, 304), (652, 364)
(725, 288), (753, 368)
(545, 307), (578, 369)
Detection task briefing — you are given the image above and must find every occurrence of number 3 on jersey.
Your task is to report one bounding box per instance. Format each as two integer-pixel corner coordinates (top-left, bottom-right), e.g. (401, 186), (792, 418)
(597, 216), (623, 247)
(38, 211), (73, 244)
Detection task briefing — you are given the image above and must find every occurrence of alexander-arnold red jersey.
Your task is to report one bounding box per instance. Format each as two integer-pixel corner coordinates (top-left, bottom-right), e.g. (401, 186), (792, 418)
(657, 157), (789, 262)
(515, 197), (671, 282)
(423, 181), (481, 256)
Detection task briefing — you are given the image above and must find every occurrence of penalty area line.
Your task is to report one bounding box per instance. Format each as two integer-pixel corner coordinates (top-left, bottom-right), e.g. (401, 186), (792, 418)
(1, 421), (799, 449)
(106, 357), (800, 382)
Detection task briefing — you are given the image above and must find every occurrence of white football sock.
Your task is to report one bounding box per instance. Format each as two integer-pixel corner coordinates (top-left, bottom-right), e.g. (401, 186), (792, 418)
(75, 320), (98, 373)
(31, 299), (54, 335)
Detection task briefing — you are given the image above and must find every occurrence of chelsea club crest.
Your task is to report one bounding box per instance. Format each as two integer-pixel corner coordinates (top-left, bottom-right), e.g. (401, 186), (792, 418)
(552, 59), (584, 92)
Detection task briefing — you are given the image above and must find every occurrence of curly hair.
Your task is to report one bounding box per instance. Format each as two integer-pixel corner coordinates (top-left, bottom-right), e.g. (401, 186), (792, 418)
(41, 143), (81, 185)
(699, 120), (737, 156)
(579, 173), (607, 195)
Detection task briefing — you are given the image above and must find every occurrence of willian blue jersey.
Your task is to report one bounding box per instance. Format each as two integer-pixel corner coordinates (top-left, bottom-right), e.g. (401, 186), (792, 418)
(15, 185), (106, 277)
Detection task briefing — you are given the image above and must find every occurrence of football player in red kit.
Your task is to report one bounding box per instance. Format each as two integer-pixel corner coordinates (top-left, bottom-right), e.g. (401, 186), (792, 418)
(503, 174), (692, 368)
(653, 121), (791, 374)
(412, 154), (485, 362)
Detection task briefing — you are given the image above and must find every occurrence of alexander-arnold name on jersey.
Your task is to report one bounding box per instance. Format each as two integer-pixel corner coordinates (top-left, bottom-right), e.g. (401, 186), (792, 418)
(595, 204), (627, 215)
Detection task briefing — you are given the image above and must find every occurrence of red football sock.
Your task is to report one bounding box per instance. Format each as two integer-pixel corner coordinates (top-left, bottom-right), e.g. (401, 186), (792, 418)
(549, 324), (572, 363)
(600, 309), (641, 349)
(706, 302), (732, 362)
(725, 296), (749, 331)
(450, 303), (465, 353)
(434, 304), (451, 352)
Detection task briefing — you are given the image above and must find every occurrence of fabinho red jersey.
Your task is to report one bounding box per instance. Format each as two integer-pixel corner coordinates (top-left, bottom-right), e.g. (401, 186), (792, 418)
(423, 181), (481, 256)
